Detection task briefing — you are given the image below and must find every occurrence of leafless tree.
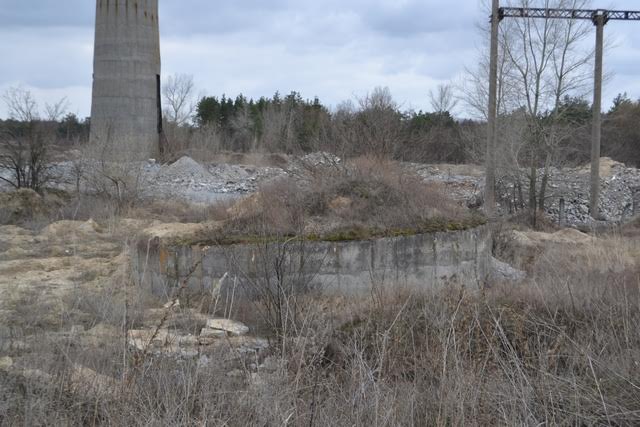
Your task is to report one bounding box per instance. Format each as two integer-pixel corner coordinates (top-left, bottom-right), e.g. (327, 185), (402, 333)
(500, 0), (593, 223)
(429, 83), (458, 113)
(355, 87), (405, 158)
(44, 97), (70, 122)
(162, 74), (196, 126)
(261, 101), (300, 154)
(0, 87), (62, 191)
(2, 86), (39, 122)
(0, 126), (53, 192)
(464, 0), (594, 224)
(230, 105), (257, 152)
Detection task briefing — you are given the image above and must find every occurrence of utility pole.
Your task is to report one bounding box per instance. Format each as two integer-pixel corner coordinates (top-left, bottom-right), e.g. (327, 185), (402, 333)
(494, 6), (640, 221)
(485, 0), (500, 217)
(590, 11), (605, 219)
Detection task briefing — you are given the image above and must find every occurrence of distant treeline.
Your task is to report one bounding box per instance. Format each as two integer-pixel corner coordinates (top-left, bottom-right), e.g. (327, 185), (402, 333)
(171, 90), (639, 167)
(0, 113), (89, 145)
(181, 89), (477, 164)
(1, 90), (638, 167)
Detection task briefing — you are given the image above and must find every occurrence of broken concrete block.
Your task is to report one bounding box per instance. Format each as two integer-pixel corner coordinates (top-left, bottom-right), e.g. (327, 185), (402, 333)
(206, 319), (249, 336)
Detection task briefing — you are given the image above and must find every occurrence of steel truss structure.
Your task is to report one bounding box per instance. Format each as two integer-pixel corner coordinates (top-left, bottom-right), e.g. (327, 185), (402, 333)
(499, 7), (640, 22)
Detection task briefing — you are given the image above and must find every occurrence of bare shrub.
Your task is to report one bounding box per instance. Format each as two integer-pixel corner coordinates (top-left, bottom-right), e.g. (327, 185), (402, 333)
(0, 124), (55, 192)
(222, 157), (475, 240)
(81, 138), (145, 212)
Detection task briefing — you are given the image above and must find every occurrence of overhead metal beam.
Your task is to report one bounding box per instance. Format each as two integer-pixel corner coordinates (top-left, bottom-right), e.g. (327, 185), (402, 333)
(499, 7), (640, 22)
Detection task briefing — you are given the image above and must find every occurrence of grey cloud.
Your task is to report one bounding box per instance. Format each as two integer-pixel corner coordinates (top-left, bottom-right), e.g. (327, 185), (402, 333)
(1, 0), (640, 119)
(0, 0), (93, 28)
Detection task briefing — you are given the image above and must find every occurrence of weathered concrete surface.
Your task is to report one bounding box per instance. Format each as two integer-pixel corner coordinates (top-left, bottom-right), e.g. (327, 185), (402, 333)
(134, 226), (492, 297)
(90, 0), (161, 160)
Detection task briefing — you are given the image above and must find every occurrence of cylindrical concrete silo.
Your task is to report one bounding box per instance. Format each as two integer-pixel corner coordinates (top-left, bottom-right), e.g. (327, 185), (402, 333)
(90, 0), (162, 160)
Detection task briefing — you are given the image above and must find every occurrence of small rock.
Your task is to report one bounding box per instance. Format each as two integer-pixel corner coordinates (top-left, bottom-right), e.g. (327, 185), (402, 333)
(127, 328), (169, 350)
(0, 356), (13, 370)
(197, 355), (210, 367)
(206, 319), (249, 336)
(164, 299), (180, 309)
(490, 257), (526, 282)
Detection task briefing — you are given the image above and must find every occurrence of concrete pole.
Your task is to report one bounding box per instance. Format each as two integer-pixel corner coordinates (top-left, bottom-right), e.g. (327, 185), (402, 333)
(485, 0), (500, 216)
(590, 13), (605, 219)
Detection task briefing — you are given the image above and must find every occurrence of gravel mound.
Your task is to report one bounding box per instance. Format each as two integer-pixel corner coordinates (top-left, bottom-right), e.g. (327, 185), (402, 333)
(207, 163), (251, 182)
(156, 156), (214, 184)
(532, 159), (640, 224)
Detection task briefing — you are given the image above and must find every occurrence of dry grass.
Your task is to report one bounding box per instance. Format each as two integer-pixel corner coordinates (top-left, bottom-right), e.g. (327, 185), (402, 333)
(1, 223), (639, 425)
(214, 157), (482, 243)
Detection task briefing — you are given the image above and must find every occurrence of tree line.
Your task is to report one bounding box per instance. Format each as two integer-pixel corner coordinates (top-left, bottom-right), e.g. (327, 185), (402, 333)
(160, 81), (640, 168)
(162, 84), (479, 164)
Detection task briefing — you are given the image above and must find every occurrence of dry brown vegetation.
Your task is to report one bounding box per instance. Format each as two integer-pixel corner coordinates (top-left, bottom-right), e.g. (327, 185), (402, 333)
(212, 157), (482, 243)
(0, 157), (638, 426)
(1, 226), (639, 425)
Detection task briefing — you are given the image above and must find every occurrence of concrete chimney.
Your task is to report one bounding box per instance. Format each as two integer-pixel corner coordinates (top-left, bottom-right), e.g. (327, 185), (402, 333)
(90, 0), (161, 160)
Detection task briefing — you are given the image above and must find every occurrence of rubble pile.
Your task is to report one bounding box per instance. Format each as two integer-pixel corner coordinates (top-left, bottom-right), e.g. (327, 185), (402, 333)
(500, 159), (640, 224)
(408, 163), (484, 205)
(410, 158), (640, 225)
(2, 152), (638, 225)
(155, 156), (215, 185)
(126, 305), (268, 361)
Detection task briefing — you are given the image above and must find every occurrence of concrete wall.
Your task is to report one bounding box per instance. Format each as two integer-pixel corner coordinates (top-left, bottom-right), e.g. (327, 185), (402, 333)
(90, 0), (161, 160)
(134, 226), (492, 298)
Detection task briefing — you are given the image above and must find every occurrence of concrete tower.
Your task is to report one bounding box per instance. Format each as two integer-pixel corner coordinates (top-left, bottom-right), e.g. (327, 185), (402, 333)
(90, 0), (162, 160)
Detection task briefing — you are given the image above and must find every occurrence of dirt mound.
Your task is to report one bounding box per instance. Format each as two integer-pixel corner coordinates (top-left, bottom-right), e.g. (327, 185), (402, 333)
(0, 189), (66, 225)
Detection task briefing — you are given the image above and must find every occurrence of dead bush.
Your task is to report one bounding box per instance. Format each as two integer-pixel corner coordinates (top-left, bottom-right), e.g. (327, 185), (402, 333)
(220, 157), (479, 241)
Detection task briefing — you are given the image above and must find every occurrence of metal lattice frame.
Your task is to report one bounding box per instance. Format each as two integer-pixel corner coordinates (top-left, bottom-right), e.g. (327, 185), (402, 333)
(499, 7), (640, 22)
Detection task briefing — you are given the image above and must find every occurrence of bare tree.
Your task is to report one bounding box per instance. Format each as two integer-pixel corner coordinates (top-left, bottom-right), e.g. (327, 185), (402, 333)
(0, 87), (60, 192)
(429, 83), (458, 113)
(44, 97), (70, 122)
(500, 0), (593, 224)
(162, 74), (196, 126)
(2, 86), (39, 122)
(355, 87), (405, 158)
(0, 126), (53, 192)
(464, 0), (594, 224)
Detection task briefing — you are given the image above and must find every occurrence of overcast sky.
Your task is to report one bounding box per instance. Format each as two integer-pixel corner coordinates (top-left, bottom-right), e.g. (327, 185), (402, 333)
(1, 0), (640, 119)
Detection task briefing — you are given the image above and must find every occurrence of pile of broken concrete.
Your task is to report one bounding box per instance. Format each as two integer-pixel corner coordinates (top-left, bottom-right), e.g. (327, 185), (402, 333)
(127, 302), (268, 360)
